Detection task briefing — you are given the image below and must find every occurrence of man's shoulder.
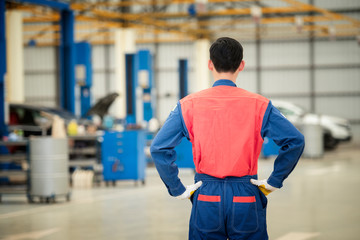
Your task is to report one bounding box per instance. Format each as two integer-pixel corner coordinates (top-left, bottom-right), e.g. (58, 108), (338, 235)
(180, 87), (269, 104)
(236, 88), (269, 103)
(179, 88), (213, 104)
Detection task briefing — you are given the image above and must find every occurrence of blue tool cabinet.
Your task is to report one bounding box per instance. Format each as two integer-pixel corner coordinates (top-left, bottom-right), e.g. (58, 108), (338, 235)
(101, 130), (146, 185)
(175, 138), (195, 169)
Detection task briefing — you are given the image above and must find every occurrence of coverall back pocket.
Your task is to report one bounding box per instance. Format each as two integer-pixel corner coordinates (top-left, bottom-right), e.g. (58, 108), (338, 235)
(231, 196), (258, 233)
(195, 194), (222, 232)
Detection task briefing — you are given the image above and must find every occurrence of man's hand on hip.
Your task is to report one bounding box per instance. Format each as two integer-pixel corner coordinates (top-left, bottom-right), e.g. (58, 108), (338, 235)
(176, 181), (203, 200)
(250, 179), (278, 196)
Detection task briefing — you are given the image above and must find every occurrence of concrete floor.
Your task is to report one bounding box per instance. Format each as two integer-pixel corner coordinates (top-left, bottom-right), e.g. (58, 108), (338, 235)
(0, 144), (360, 240)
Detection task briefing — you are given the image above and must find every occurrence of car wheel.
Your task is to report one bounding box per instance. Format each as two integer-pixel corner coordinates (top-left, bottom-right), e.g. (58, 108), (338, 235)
(324, 132), (338, 150)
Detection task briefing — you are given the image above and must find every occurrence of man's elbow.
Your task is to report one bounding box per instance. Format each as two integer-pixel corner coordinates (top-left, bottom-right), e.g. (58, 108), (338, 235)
(150, 143), (158, 156)
(150, 142), (165, 158)
(297, 132), (305, 150)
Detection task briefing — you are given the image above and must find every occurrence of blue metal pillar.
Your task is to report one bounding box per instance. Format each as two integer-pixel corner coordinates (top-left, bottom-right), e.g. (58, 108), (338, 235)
(11, 1), (72, 115)
(0, 0), (7, 137)
(137, 50), (153, 121)
(60, 9), (75, 114)
(75, 42), (92, 117)
(125, 53), (138, 124)
(175, 58), (194, 169)
(179, 59), (188, 99)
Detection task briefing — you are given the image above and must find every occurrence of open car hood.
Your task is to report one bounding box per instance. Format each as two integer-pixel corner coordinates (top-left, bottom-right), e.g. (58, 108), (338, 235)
(85, 92), (119, 118)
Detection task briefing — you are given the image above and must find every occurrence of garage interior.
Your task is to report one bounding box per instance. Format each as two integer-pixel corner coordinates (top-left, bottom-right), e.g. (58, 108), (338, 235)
(0, 0), (359, 240)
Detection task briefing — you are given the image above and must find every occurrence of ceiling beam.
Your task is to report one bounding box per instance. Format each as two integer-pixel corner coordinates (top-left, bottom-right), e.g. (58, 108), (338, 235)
(17, 0), (360, 43)
(280, 0), (360, 27)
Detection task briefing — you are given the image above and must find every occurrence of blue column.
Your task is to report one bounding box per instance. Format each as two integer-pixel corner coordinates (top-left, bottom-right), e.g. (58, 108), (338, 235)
(0, 0), (7, 137)
(137, 50), (153, 121)
(179, 59), (188, 99)
(75, 42), (92, 117)
(125, 53), (138, 124)
(59, 9), (75, 114)
(80, 87), (91, 117)
(176, 59), (194, 169)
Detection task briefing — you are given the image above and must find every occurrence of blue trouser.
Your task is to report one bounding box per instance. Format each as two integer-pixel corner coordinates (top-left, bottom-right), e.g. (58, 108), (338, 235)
(189, 173), (268, 240)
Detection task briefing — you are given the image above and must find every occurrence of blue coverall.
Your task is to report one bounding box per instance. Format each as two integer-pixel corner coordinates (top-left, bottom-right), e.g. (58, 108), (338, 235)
(150, 79), (305, 240)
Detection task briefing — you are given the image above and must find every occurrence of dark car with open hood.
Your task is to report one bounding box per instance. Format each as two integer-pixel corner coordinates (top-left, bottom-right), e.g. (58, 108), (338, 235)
(8, 93), (119, 137)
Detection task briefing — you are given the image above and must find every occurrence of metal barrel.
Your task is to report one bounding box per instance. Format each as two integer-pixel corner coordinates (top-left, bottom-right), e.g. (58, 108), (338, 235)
(30, 137), (69, 197)
(302, 123), (324, 158)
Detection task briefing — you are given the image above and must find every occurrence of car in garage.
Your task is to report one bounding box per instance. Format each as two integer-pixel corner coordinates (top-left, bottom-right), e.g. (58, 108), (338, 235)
(272, 100), (352, 150)
(8, 103), (83, 137)
(8, 93), (119, 137)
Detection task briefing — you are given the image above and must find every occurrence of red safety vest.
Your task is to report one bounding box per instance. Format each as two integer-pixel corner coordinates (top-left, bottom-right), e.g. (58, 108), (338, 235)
(180, 85), (269, 178)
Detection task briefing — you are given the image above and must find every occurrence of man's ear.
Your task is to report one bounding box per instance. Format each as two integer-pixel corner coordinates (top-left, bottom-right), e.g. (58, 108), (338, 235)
(238, 60), (245, 72)
(208, 60), (214, 71)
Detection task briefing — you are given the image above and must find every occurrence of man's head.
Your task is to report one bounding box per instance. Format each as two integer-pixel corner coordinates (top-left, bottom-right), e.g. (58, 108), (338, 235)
(209, 37), (243, 73)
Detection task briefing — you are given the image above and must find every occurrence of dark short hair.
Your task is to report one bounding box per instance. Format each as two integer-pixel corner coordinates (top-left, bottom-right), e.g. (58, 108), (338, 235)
(209, 37), (243, 73)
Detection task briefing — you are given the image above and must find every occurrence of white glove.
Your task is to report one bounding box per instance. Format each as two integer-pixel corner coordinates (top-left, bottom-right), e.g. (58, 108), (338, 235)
(176, 181), (203, 200)
(250, 179), (278, 196)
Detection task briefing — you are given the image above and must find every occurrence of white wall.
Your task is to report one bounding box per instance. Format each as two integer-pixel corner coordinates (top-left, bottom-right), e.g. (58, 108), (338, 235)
(24, 46), (57, 107)
(92, 45), (114, 101)
(155, 42), (195, 121)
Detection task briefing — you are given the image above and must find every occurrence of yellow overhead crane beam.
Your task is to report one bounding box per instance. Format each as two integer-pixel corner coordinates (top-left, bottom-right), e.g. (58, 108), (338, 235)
(71, 0), (268, 8)
(21, 7), (342, 41)
(22, 14), (350, 32)
(16, 0), (360, 45)
(23, 15), (195, 43)
(280, 0), (360, 27)
(149, 6), (313, 18)
(24, 23), (357, 41)
(27, 29), (358, 47)
(22, 4), (336, 23)
(23, 3), (355, 25)
(90, 9), (211, 38)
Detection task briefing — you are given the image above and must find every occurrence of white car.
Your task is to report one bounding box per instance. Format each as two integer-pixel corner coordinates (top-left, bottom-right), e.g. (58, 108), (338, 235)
(272, 100), (352, 150)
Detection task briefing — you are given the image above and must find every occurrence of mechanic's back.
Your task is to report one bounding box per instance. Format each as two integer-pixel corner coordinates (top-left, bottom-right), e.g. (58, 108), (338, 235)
(150, 37), (305, 240)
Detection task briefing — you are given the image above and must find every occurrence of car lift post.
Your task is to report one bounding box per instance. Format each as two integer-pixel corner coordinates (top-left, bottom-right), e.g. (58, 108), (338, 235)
(75, 42), (92, 117)
(2, 0), (75, 118)
(125, 53), (140, 125)
(179, 59), (188, 99)
(0, 0), (6, 137)
(59, 9), (76, 114)
(175, 58), (194, 169)
(137, 50), (154, 122)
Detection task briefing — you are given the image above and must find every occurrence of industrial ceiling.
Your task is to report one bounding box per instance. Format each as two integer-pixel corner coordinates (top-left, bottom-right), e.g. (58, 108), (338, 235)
(6, 0), (360, 46)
